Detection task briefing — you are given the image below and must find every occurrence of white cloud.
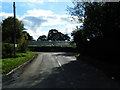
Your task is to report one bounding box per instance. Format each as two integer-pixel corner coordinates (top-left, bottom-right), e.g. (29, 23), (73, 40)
(24, 29), (39, 40)
(26, 9), (54, 17)
(0, 12), (13, 20)
(22, 16), (47, 29)
(25, 27), (49, 40)
(27, 0), (44, 3)
(48, 0), (59, 2)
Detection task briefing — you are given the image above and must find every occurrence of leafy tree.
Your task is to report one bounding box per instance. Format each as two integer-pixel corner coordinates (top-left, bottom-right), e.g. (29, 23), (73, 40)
(71, 28), (84, 47)
(47, 29), (59, 41)
(2, 17), (33, 53)
(57, 32), (64, 41)
(27, 33), (33, 41)
(17, 31), (33, 52)
(64, 34), (70, 41)
(17, 33), (28, 53)
(68, 2), (103, 41)
(0, 22), (2, 31)
(68, 1), (120, 57)
(37, 35), (47, 41)
(47, 29), (70, 41)
(69, 1), (120, 41)
(22, 31), (33, 41)
(2, 17), (25, 43)
(0, 22), (2, 41)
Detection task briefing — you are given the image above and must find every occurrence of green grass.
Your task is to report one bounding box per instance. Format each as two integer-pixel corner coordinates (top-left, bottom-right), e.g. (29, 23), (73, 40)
(1, 51), (36, 74)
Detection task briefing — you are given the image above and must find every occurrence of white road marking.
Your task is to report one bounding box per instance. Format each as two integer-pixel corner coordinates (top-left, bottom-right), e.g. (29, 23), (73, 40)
(55, 56), (64, 71)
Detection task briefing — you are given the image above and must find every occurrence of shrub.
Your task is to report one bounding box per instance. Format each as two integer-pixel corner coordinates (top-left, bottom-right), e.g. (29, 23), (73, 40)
(2, 43), (14, 58)
(17, 35), (29, 53)
(17, 42), (28, 53)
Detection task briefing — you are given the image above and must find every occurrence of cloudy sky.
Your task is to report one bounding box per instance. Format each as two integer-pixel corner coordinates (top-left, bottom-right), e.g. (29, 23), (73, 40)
(1, 0), (82, 40)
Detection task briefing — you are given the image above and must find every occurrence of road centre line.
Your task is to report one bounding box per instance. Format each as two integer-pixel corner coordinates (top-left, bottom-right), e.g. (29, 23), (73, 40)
(55, 56), (64, 71)
(55, 55), (75, 88)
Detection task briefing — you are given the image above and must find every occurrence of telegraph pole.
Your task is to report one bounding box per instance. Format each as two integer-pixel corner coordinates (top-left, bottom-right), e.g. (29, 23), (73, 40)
(13, 2), (16, 57)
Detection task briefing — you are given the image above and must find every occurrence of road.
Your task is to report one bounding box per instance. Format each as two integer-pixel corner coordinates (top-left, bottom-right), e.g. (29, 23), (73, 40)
(3, 52), (120, 88)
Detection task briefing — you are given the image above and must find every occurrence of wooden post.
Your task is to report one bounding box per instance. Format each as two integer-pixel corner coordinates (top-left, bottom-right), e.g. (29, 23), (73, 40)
(13, 2), (16, 57)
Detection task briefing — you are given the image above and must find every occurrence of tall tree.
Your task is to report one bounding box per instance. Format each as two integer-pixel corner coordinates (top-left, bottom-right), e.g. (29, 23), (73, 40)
(47, 29), (70, 41)
(2, 17), (25, 43)
(47, 29), (59, 41)
(68, 1), (120, 57)
(64, 34), (70, 41)
(27, 33), (33, 41)
(0, 22), (2, 39)
(37, 35), (47, 41)
(68, 2), (103, 41)
(21, 31), (33, 41)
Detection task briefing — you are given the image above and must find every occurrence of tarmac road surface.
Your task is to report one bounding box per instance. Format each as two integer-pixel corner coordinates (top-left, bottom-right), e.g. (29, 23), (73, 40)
(3, 52), (120, 88)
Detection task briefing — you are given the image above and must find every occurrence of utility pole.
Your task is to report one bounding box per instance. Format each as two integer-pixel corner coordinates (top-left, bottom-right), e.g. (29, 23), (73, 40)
(13, 2), (16, 57)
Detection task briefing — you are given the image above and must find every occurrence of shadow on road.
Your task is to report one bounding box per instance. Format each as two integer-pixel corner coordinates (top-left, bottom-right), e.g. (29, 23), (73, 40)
(52, 52), (78, 57)
(77, 55), (120, 83)
(32, 59), (120, 88)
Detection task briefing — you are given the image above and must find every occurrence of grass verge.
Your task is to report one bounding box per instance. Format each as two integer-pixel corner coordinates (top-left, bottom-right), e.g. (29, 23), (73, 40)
(1, 51), (36, 74)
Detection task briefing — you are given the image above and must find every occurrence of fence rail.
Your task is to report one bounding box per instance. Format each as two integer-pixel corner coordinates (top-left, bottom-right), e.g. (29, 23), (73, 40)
(26, 41), (76, 47)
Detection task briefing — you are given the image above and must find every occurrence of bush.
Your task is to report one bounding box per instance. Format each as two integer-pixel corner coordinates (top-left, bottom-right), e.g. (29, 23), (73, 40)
(2, 43), (14, 58)
(17, 35), (29, 53)
(17, 42), (28, 53)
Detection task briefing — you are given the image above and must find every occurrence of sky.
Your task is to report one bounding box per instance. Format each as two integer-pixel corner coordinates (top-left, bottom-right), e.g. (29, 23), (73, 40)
(0, 0), (82, 40)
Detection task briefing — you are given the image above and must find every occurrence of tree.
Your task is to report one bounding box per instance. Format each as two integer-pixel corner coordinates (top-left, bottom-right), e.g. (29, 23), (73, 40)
(47, 29), (59, 41)
(18, 32), (27, 52)
(2, 17), (33, 53)
(71, 28), (84, 46)
(22, 31), (33, 41)
(37, 35), (47, 41)
(17, 30), (34, 52)
(64, 34), (70, 41)
(68, 1), (120, 57)
(2, 17), (25, 43)
(57, 32), (66, 41)
(27, 33), (33, 41)
(47, 29), (70, 41)
(0, 22), (2, 41)
(69, 1), (120, 41)
(68, 2), (104, 41)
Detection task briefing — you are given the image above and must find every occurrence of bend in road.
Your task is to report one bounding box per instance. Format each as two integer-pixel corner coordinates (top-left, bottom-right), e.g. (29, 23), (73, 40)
(3, 52), (120, 88)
